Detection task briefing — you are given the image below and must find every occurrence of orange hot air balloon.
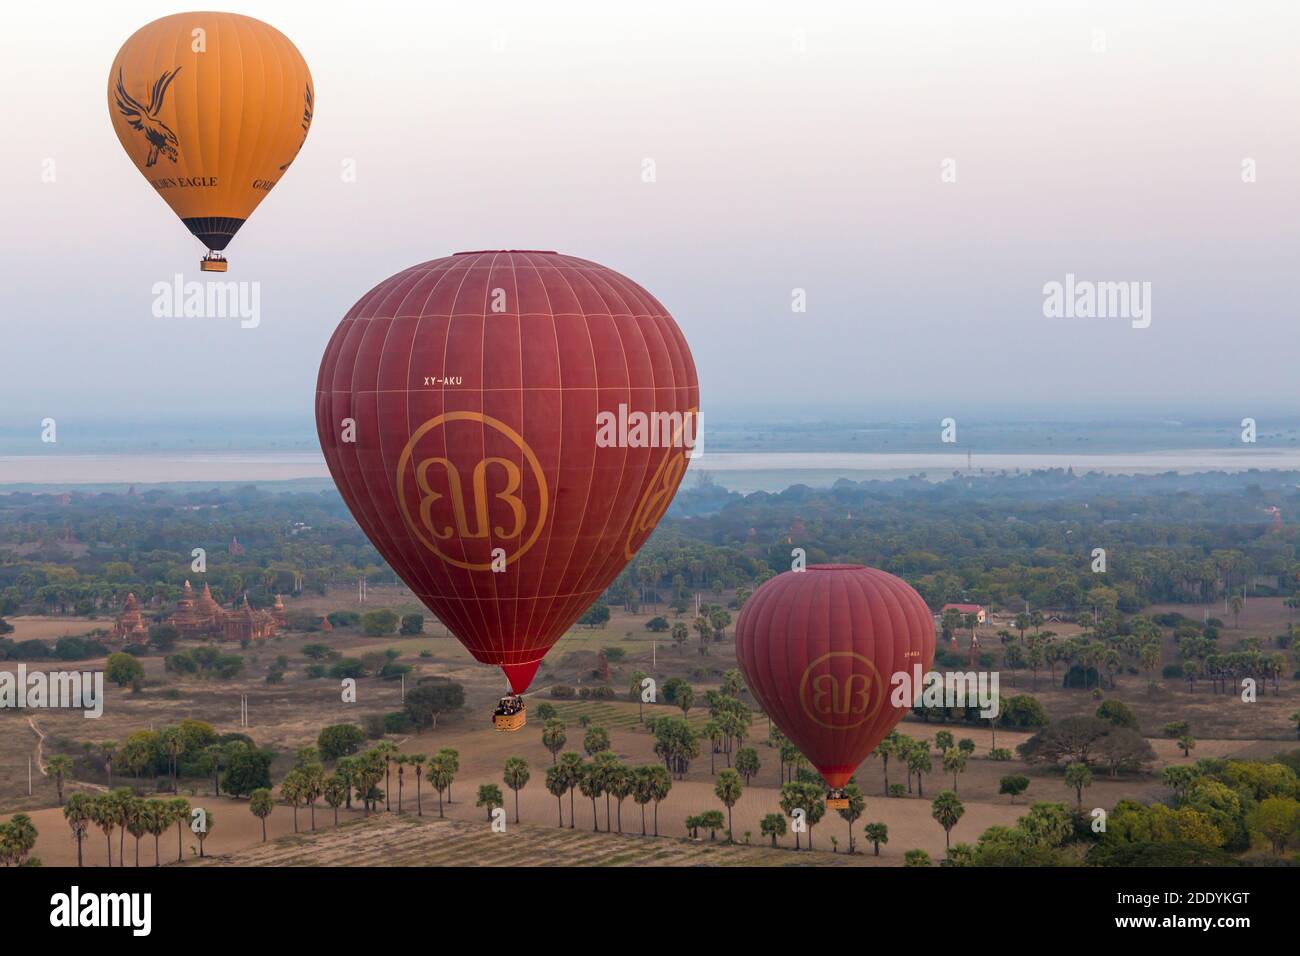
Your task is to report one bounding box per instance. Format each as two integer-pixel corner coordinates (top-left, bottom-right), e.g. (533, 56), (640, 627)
(108, 12), (314, 272)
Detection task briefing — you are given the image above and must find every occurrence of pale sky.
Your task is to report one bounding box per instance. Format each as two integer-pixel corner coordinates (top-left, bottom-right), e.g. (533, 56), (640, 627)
(1, 0), (1297, 432)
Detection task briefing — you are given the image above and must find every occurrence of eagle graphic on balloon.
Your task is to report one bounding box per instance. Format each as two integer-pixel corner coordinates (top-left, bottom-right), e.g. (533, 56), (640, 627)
(108, 12), (934, 802)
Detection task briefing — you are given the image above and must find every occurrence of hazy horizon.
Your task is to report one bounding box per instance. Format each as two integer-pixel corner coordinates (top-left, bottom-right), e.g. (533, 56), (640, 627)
(3, 0), (1298, 429)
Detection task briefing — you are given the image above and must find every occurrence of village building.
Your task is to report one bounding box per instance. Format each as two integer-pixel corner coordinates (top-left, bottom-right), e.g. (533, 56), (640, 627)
(940, 602), (987, 625)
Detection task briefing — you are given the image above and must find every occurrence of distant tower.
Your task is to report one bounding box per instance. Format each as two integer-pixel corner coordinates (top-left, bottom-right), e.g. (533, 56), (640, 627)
(1266, 507), (1282, 532)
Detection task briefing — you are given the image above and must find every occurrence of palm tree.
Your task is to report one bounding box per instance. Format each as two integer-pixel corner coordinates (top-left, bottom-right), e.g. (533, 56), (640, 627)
(838, 783), (866, 853)
(373, 741), (397, 811)
(863, 822), (888, 856)
(606, 764), (633, 833)
(323, 774), (348, 826)
(281, 770), (305, 833)
(409, 754), (426, 815)
(436, 748), (460, 804)
(476, 784), (504, 820)
(426, 751), (454, 818)
(630, 766), (653, 835)
(302, 763), (325, 830)
(503, 757), (530, 824)
(558, 752), (584, 829)
(713, 769), (743, 842)
(195, 808), (214, 858)
(578, 764), (603, 831)
(394, 755), (407, 813)
(47, 755), (73, 805)
(647, 765), (672, 836)
(169, 797), (191, 863)
(90, 793), (117, 866)
(249, 788), (274, 840)
(125, 796), (147, 866)
(545, 765), (568, 827)
(63, 792), (92, 867)
(943, 748), (968, 792)
(1064, 762), (1092, 810)
(760, 813), (786, 847)
(144, 800), (168, 866)
(931, 790), (964, 849)
(100, 741), (116, 790)
(542, 720), (567, 764)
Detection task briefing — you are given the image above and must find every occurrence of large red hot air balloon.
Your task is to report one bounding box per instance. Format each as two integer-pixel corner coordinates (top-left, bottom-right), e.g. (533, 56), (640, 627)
(735, 565), (934, 795)
(316, 251), (699, 709)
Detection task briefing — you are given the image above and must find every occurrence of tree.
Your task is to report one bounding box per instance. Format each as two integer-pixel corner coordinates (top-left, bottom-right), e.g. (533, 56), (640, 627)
(249, 788), (274, 841)
(503, 757), (530, 823)
(361, 609), (399, 636)
(907, 743), (933, 797)
(1064, 762), (1093, 810)
(143, 800), (168, 866)
(222, 746), (273, 797)
(63, 792), (92, 867)
(105, 652), (144, 688)
(677, 684), (695, 717)
(317, 723), (365, 761)
(323, 774), (348, 826)
(281, 770), (306, 833)
(943, 748), (968, 792)
(558, 753), (584, 829)
(837, 782), (866, 853)
(399, 613), (424, 635)
(583, 725), (610, 757)
(578, 763), (603, 831)
(194, 808), (214, 858)
(47, 754), (73, 805)
(403, 678), (465, 729)
(904, 849), (932, 867)
(735, 747), (760, 785)
(1177, 734), (1196, 758)
(714, 769), (743, 842)
(647, 764), (672, 835)
(476, 784), (504, 820)
(931, 790), (965, 849)
(545, 765), (568, 827)
(168, 797), (190, 863)
(606, 763), (634, 833)
(90, 794), (117, 866)
(999, 775), (1030, 804)
(1247, 797), (1300, 855)
(426, 751), (455, 818)
(760, 812), (787, 848)
(863, 822), (889, 856)
(542, 720), (567, 763)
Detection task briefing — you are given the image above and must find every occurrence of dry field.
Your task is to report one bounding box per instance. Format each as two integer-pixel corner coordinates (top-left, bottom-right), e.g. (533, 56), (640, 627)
(3, 589), (1297, 866)
(191, 814), (866, 867)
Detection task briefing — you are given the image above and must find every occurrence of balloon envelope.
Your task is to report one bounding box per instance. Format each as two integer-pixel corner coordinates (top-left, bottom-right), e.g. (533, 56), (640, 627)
(108, 12), (313, 256)
(316, 251), (699, 693)
(735, 565), (935, 789)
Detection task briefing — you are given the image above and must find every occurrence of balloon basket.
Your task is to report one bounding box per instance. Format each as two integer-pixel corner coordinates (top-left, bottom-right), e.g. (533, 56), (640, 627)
(492, 697), (526, 732)
(200, 255), (228, 273)
(825, 790), (850, 811)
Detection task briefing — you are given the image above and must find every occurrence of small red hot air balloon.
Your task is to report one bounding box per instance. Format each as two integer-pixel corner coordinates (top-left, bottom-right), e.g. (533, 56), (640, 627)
(735, 565), (934, 802)
(316, 251), (699, 728)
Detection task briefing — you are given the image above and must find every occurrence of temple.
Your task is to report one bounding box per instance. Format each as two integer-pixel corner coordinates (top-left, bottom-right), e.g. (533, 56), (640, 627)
(108, 592), (149, 643)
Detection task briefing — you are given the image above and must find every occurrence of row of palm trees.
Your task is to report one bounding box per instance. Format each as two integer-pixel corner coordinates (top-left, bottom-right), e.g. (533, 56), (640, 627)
(63, 790), (209, 866)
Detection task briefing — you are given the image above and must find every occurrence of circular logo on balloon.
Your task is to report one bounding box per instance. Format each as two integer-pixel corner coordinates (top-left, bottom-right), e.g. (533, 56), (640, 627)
(798, 651), (885, 730)
(624, 406), (698, 559)
(396, 412), (549, 571)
